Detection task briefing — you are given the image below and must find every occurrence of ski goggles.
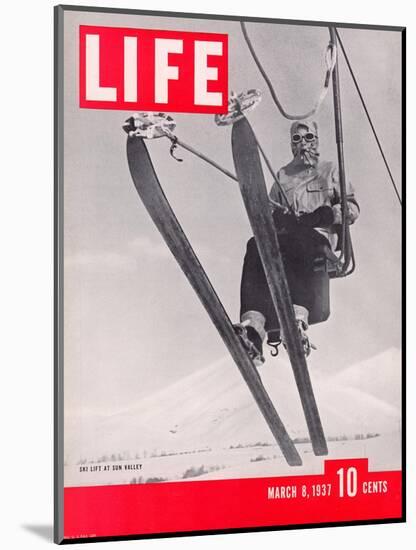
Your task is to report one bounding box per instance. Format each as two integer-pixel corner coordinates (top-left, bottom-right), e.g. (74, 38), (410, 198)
(291, 132), (316, 144)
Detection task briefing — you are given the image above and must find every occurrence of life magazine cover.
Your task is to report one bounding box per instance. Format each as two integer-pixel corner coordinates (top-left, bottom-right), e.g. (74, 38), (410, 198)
(54, 4), (404, 543)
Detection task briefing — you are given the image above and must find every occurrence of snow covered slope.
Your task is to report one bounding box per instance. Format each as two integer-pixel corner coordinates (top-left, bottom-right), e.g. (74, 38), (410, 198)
(64, 348), (401, 464)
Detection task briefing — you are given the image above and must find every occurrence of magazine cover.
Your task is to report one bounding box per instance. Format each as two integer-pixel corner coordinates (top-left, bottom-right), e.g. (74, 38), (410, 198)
(54, 4), (405, 544)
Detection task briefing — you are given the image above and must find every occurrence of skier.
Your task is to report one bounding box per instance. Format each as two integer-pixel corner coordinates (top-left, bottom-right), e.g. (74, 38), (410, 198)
(237, 119), (360, 365)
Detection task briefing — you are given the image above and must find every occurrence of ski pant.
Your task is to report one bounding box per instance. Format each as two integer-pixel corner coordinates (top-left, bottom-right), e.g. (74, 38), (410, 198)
(240, 226), (331, 333)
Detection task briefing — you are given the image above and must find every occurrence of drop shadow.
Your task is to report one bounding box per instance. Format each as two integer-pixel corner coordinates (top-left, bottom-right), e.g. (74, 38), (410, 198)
(21, 524), (53, 542)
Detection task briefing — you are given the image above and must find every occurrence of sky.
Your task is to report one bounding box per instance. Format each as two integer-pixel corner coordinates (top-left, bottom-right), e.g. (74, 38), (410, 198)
(62, 10), (402, 416)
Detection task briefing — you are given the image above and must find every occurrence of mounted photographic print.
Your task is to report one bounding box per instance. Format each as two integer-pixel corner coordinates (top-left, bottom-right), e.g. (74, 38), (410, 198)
(54, 4), (405, 544)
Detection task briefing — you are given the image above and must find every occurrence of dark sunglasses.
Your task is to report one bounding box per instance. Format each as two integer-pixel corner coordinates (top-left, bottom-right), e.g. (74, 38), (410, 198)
(292, 132), (316, 144)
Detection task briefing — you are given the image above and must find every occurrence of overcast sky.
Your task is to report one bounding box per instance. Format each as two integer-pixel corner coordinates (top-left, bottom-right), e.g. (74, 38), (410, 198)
(62, 10), (402, 416)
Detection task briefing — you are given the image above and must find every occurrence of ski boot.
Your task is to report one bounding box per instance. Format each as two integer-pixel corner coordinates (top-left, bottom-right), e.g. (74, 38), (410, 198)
(294, 319), (316, 357)
(282, 305), (316, 358)
(234, 322), (265, 368)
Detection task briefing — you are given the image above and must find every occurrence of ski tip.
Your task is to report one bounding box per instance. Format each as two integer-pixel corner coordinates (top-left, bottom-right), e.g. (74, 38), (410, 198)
(288, 455), (303, 467)
(312, 444), (329, 457)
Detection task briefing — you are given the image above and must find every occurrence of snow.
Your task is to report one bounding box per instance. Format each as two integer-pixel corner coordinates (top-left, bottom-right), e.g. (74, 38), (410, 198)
(64, 347), (402, 486)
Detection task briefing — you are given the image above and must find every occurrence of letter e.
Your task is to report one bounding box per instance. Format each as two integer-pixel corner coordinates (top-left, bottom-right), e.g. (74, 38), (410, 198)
(194, 41), (223, 106)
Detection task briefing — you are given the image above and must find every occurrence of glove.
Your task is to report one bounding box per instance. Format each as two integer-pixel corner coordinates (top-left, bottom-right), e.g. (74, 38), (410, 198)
(272, 209), (298, 232)
(298, 205), (335, 228)
(332, 204), (356, 224)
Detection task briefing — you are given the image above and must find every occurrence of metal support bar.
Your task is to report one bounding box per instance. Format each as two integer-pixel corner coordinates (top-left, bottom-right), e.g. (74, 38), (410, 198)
(329, 26), (353, 276)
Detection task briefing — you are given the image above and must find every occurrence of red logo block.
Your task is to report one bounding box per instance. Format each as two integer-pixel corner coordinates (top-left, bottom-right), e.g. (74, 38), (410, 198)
(64, 459), (402, 540)
(79, 25), (228, 114)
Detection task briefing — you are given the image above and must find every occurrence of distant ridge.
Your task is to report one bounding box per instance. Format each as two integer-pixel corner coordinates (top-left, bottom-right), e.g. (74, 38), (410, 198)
(65, 348), (401, 463)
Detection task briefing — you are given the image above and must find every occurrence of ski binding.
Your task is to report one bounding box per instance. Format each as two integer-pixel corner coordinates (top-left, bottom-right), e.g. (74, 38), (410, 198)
(215, 89), (262, 126)
(123, 112), (176, 139)
(234, 323), (265, 367)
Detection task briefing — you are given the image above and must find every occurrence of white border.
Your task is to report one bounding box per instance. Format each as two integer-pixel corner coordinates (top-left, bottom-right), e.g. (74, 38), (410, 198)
(1, 1), (411, 548)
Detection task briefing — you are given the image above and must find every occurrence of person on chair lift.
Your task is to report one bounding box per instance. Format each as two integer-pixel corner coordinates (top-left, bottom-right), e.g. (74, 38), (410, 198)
(237, 119), (360, 366)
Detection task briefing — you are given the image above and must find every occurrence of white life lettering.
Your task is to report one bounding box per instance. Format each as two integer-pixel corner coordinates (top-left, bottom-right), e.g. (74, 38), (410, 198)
(124, 36), (138, 102)
(85, 34), (117, 101)
(154, 39), (183, 103)
(194, 41), (223, 106)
